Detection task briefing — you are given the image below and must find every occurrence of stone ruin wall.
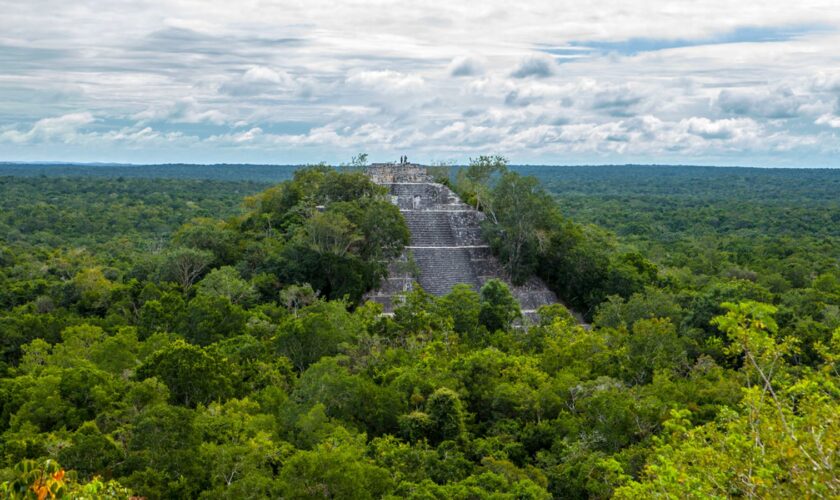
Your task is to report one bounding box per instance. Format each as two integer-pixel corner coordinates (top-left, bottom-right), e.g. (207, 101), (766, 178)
(367, 163), (429, 184)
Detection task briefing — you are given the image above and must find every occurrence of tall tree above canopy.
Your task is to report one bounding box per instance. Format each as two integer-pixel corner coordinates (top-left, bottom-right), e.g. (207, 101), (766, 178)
(301, 211), (362, 258)
(233, 166), (408, 303)
(484, 172), (557, 283)
(457, 155), (508, 217)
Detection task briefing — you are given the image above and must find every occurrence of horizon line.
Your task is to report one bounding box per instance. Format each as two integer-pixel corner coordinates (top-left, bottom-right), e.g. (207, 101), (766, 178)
(1, 160), (839, 170)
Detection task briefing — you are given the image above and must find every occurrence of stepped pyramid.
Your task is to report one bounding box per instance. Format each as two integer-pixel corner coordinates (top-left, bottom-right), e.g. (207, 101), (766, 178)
(364, 162), (558, 318)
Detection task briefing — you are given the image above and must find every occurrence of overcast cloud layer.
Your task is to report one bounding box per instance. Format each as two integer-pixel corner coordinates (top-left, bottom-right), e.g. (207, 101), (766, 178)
(2, 1), (840, 165)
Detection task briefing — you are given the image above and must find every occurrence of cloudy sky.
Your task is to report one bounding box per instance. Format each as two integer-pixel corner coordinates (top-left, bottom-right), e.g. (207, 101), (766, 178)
(2, 1), (840, 166)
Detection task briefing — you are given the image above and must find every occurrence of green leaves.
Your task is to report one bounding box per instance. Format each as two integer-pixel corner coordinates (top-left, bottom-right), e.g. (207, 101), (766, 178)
(0, 458), (131, 500)
(195, 266), (257, 306)
(136, 340), (233, 407)
(277, 428), (393, 499)
(276, 300), (360, 371)
(300, 211), (362, 258)
(484, 172), (556, 283)
(1, 167), (838, 499)
(157, 247), (215, 293)
(425, 388), (466, 444)
(714, 301), (782, 358)
(456, 155), (508, 215)
(478, 279), (521, 332)
(617, 302), (840, 498)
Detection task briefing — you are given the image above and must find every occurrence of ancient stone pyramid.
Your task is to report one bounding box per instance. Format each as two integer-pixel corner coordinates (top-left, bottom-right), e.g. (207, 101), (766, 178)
(364, 162), (558, 318)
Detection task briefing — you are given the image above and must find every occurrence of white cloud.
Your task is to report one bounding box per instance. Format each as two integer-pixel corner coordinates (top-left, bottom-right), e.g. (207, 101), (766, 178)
(716, 87), (803, 119)
(345, 70), (424, 93)
(242, 66), (287, 85)
(2, 1), (840, 164)
(682, 117), (756, 140)
(816, 114), (840, 128)
(591, 85), (646, 117)
(218, 66), (306, 97)
(132, 98), (228, 125)
(0, 112), (95, 144)
(811, 71), (840, 93)
(448, 56), (484, 77)
(511, 56), (554, 79)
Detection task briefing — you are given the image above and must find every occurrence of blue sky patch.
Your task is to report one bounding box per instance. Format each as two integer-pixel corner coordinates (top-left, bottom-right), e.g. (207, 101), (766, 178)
(550, 24), (830, 58)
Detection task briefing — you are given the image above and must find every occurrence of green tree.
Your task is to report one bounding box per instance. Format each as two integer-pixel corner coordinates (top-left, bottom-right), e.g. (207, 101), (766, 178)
(349, 152), (369, 168)
(158, 247), (214, 293)
(70, 267), (117, 313)
(279, 284), (318, 315)
(179, 294), (248, 346)
(479, 279), (521, 332)
(354, 199), (410, 261)
(616, 304), (840, 498)
(484, 172), (555, 283)
(426, 388), (466, 444)
(439, 284), (482, 339)
(1, 458), (131, 499)
(276, 301), (360, 371)
(136, 340), (233, 407)
(624, 318), (687, 384)
(195, 266), (256, 306)
(293, 357), (403, 436)
(125, 403), (203, 497)
(173, 217), (239, 266)
(301, 211), (362, 258)
(277, 429), (393, 499)
(456, 155), (508, 215)
(57, 422), (122, 480)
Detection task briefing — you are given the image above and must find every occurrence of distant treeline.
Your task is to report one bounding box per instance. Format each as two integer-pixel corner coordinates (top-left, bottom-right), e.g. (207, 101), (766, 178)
(5, 162), (839, 196)
(0, 163), (300, 182)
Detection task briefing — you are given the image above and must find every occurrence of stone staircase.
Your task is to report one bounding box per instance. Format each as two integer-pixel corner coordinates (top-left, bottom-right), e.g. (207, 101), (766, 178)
(404, 211), (458, 246)
(411, 247), (483, 295)
(364, 162), (560, 321)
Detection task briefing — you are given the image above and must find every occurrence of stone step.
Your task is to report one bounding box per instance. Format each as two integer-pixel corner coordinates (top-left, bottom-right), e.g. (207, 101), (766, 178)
(403, 211), (457, 246)
(514, 290), (560, 311)
(411, 247), (482, 295)
(373, 276), (416, 295)
(385, 182), (472, 211)
(365, 166), (562, 318)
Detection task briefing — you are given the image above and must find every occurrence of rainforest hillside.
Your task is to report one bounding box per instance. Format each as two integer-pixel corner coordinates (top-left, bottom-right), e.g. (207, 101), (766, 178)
(0, 162), (837, 498)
